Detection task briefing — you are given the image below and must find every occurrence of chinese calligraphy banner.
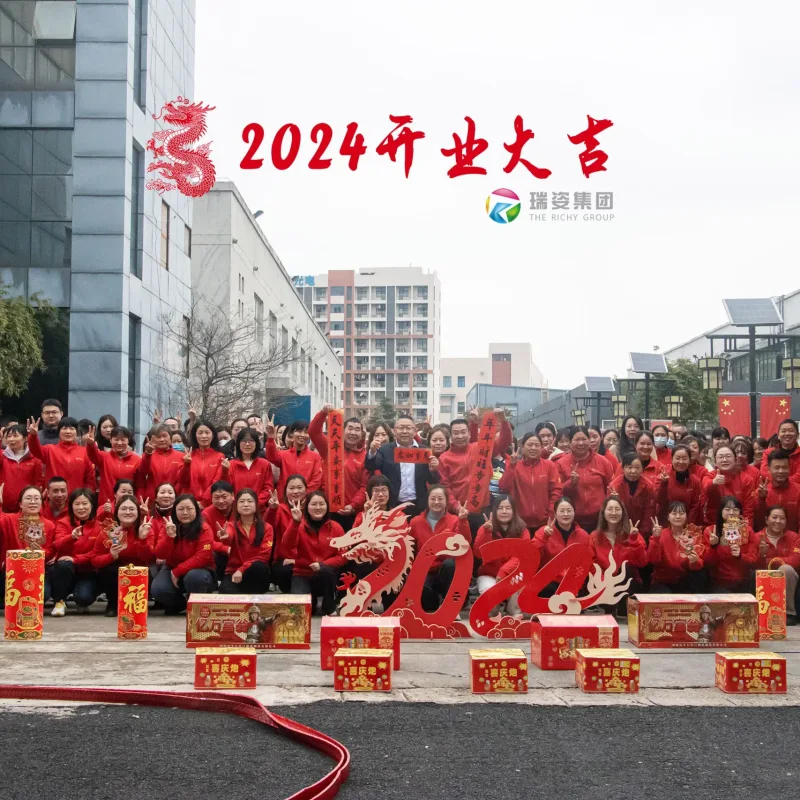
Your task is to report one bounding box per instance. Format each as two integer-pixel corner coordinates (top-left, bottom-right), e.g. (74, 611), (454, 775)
(4, 549), (44, 641)
(466, 411), (497, 513)
(327, 409), (345, 513)
(118, 564), (149, 640)
(756, 570), (786, 641)
(395, 447), (432, 464)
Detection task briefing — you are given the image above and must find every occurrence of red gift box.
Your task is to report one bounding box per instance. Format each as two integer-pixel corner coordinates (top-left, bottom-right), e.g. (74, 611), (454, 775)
(469, 648), (528, 693)
(530, 614), (619, 670)
(320, 616), (401, 670)
(117, 564), (148, 640)
(333, 648), (393, 691)
(756, 571), (786, 641)
(575, 648), (640, 693)
(194, 648), (257, 689)
(186, 594), (311, 649)
(4, 550), (44, 641)
(715, 651), (786, 693)
(627, 594), (759, 648)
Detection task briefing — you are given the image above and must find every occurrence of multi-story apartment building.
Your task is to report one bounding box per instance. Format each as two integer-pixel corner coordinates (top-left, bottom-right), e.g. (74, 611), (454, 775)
(295, 267), (441, 423)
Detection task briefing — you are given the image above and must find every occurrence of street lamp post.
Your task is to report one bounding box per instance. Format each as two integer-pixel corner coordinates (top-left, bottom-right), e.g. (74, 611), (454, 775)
(611, 395), (627, 428)
(665, 395), (683, 420)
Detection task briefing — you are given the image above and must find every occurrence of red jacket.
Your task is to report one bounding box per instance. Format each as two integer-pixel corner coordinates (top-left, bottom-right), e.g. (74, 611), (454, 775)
(224, 519), (275, 574)
(701, 470), (756, 525)
(741, 463), (760, 486)
(135, 448), (186, 503)
(754, 481), (800, 532)
(557, 453), (615, 524)
(86, 440), (141, 506)
(472, 524), (530, 578)
(0, 450), (44, 512)
(41, 505), (68, 527)
(702, 524), (757, 585)
(215, 458), (274, 510)
(760, 446), (800, 483)
(654, 447), (673, 467)
(0, 512), (56, 566)
(202, 505), (233, 555)
(647, 529), (706, 585)
(266, 440), (323, 498)
(755, 529), (800, 571)
(690, 463), (711, 482)
(588, 529), (648, 575)
(309, 411), (368, 512)
(153, 523), (215, 577)
(615, 457), (665, 483)
(264, 504), (300, 561)
(408, 512), (472, 573)
(284, 518), (347, 576)
(656, 471), (703, 525)
(54, 517), (100, 571)
(498, 457), (562, 528)
(532, 523), (590, 579)
(27, 435), (96, 494)
(90, 524), (154, 569)
(180, 448), (225, 506)
(607, 475), (657, 535)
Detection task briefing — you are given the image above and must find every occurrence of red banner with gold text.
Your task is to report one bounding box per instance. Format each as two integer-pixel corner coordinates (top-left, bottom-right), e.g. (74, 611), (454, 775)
(326, 410), (345, 513)
(466, 411), (498, 513)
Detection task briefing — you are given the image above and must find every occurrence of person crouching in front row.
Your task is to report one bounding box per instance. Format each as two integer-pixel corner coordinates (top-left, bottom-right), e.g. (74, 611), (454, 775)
(219, 488), (274, 594)
(648, 500), (707, 593)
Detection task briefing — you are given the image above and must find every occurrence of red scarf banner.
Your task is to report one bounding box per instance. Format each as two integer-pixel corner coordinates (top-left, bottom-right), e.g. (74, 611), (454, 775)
(326, 410), (345, 513)
(466, 411), (497, 513)
(395, 447), (431, 464)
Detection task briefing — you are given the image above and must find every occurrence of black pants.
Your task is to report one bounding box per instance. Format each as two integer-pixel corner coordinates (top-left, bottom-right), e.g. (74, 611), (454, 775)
(422, 558), (458, 613)
(330, 512), (355, 532)
(48, 560), (97, 606)
(97, 564), (123, 607)
(214, 551), (229, 582)
(651, 570), (707, 594)
(272, 561), (293, 593)
(219, 561), (271, 594)
(291, 564), (338, 615)
(151, 567), (215, 613)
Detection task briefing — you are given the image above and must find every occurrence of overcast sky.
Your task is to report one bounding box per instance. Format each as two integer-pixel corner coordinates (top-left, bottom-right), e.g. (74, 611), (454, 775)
(195, 1), (800, 389)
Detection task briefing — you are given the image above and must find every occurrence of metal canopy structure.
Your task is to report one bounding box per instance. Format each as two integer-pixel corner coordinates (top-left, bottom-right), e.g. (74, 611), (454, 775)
(723, 298), (783, 327)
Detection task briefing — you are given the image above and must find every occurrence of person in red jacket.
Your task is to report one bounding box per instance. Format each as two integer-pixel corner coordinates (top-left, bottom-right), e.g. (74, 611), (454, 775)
(615, 432), (664, 484)
(265, 418), (323, 499)
(498, 432), (561, 531)
(90, 495), (154, 616)
(285, 491), (347, 615)
(50, 488), (99, 616)
(202, 480), (235, 581)
(309, 405), (368, 531)
(732, 438), (760, 486)
(215, 427), (273, 511)
(756, 505), (800, 623)
(135, 424), (186, 505)
(180, 420), (225, 507)
(703, 495), (757, 592)
(27, 416), (95, 494)
(219, 488), (274, 594)
(408, 485), (472, 614)
(557, 426), (615, 530)
(41, 476), (69, 526)
(532, 496), (590, 595)
(608, 452), (657, 536)
(754, 450), (800, 531)
(0, 423), (44, 513)
(701, 444), (756, 525)
(759, 418), (800, 483)
(655, 445), (703, 525)
(472, 495), (530, 617)
(651, 424), (673, 467)
(85, 424), (140, 507)
(265, 474), (308, 593)
(151, 494), (215, 613)
(97, 478), (136, 523)
(647, 501), (707, 592)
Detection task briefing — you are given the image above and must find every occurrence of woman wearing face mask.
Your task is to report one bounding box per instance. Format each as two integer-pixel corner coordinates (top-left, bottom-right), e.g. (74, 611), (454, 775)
(0, 423), (44, 513)
(152, 494), (215, 613)
(731, 437), (759, 485)
(85, 424), (140, 507)
(498, 433), (562, 532)
(216, 427), (274, 511)
(91, 496), (154, 616)
(136, 423), (186, 505)
(651, 425), (673, 467)
(27, 416), (96, 493)
(656, 444), (703, 525)
(181, 420), (224, 507)
(756, 506), (800, 624)
(50, 488), (100, 616)
(285, 491), (347, 615)
(473, 495), (530, 617)
(703, 495), (757, 592)
(648, 501), (706, 592)
(609, 415), (643, 462)
(532, 496), (589, 596)
(218, 488), (275, 594)
(608, 452), (657, 536)
(265, 474), (308, 593)
(702, 445), (756, 525)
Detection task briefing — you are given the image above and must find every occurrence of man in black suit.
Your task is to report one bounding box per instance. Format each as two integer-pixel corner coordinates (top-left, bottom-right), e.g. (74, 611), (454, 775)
(364, 414), (439, 518)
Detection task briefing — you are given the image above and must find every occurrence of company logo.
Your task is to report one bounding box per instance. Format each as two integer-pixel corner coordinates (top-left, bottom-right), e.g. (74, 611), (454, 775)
(486, 188), (521, 224)
(146, 97), (216, 198)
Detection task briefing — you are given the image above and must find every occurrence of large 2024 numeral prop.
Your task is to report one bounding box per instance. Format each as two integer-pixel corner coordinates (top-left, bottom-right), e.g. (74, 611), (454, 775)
(331, 505), (631, 639)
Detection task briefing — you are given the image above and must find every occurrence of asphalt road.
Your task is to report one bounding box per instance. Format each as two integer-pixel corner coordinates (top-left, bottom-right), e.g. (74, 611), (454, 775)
(0, 702), (794, 800)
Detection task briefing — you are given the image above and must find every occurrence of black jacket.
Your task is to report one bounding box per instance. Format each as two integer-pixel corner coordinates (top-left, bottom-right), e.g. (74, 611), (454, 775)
(364, 442), (437, 513)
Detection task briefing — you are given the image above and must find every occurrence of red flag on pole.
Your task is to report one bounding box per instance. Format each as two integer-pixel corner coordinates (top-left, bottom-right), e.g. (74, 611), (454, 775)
(759, 395), (791, 440)
(718, 395), (751, 437)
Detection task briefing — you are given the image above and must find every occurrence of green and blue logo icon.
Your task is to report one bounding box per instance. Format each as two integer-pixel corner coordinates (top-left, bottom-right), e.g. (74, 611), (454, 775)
(486, 188), (521, 224)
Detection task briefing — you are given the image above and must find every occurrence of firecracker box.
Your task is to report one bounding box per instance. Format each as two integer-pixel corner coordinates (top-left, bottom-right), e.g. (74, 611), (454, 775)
(333, 648), (393, 691)
(185, 594), (311, 649)
(117, 565), (148, 640)
(627, 594), (759, 648)
(320, 616), (401, 670)
(575, 648), (640, 693)
(715, 651), (787, 694)
(531, 614), (619, 670)
(194, 648), (257, 689)
(4, 550), (44, 641)
(756, 571), (786, 641)
(469, 649), (529, 693)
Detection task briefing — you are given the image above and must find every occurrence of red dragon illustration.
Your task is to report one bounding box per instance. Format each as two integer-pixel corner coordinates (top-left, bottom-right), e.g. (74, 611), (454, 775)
(146, 96), (216, 198)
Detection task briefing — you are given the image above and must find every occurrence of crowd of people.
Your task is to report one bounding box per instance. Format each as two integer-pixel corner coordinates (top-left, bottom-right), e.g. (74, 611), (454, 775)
(1, 397), (799, 624)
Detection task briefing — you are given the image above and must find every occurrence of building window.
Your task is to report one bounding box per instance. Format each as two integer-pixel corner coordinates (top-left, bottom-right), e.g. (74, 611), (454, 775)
(443, 376), (452, 388)
(130, 144), (144, 278)
(160, 200), (170, 270)
(238, 299), (244, 318)
(184, 225), (191, 257)
(331, 304), (344, 314)
(492, 353), (511, 362)
(457, 376), (465, 388)
(330, 286), (345, 296)
(291, 338), (298, 381)
(457, 402), (466, 414)
(346, 286), (352, 301)
(133, 0), (147, 109)
(254, 293), (264, 342)
(281, 326), (289, 356)
(269, 312), (277, 353)
(301, 348), (306, 384)
(314, 365), (320, 396)
(127, 314), (141, 434)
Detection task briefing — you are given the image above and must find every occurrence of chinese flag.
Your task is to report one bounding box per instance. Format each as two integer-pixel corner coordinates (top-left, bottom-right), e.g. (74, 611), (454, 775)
(718, 395), (751, 437)
(760, 395), (791, 440)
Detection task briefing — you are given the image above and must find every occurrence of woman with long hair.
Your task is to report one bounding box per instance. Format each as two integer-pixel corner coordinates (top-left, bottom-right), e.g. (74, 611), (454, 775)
(265, 474), (308, 594)
(703, 495), (757, 592)
(219, 488), (274, 594)
(215, 427), (274, 511)
(95, 414), (119, 451)
(609, 415), (643, 462)
(648, 500), (706, 592)
(608, 451), (657, 536)
(85, 424), (140, 507)
(181, 419), (225, 507)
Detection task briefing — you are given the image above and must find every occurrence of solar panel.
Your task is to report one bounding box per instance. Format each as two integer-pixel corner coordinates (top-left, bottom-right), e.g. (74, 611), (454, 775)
(629, 352), (668, 374)
(584, 376), (616, 393)
(723, 298), (783, 327)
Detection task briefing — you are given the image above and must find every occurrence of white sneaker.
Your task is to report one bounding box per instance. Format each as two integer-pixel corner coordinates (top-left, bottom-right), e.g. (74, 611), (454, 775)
(51, 600), (66, 617)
